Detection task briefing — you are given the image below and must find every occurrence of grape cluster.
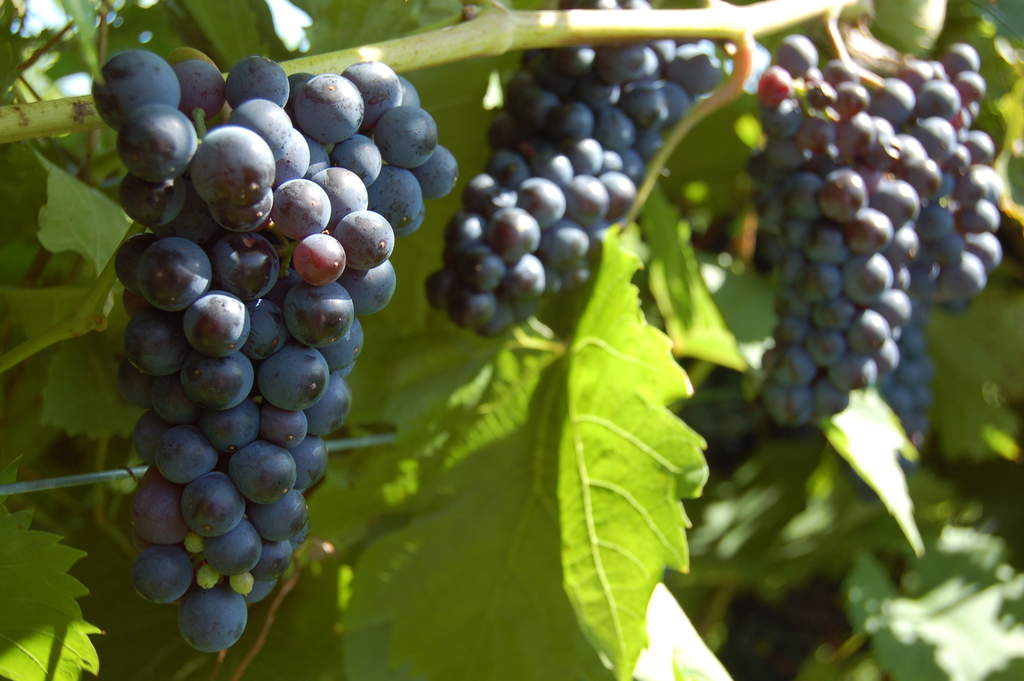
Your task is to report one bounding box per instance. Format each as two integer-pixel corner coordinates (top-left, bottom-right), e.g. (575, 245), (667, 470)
(751, 37), (1002, 430)
(103, 48), (455, 652)
(426, 0), (724, 334)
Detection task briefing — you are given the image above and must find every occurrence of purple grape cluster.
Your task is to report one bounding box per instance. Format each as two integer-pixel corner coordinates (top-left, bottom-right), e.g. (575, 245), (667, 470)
(102, 48), (455, 652)
(751, 37), (1002, 433)
(426, 0), (724, 334)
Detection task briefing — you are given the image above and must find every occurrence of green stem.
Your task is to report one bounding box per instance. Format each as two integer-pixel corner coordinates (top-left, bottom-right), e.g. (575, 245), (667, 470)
(0, 222), (143, 376)
(0, 0), (861, 145)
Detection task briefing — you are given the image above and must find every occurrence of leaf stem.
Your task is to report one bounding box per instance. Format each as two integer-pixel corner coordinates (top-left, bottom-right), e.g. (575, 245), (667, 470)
(0, 0), (861, 145)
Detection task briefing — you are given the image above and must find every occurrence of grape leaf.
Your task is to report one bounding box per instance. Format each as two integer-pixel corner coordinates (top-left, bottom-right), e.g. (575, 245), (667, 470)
(0, 510), (100, 681)
(634, 584), (733, 681)
(845, 527), (1024, 681)
(643, 188), (746, 371)
(558, 232), (708, 680)
(36, 156), (129, 274)
(41, 331), (140, 439)
(0, 286), (89, 337)
(930, 287), (1024, 460)
(178, 0), (284, 67)
(292, 0), (462, 52)
(823, 389), (924, 556)
(344, 235), (707, 681)
(698, 255), (776, 370)
(59, 0), (98, 75)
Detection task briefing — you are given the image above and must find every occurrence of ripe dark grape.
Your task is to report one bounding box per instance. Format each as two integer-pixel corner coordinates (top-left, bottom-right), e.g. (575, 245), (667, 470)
(191, 126), (276, 205)
(293, 73), (364, 144)
(181, 471), (245, 538)
(367, 166), (425, 236)
(303, 371), (352, 435)
(259, 404), (309, 449)
(408, 144), (459, 200)
(248, 490), (308, 542)
(241, 299), (288, 360)
(210, 233), (280, 301)
(339, 261), (397, 315)
(228, 98), (294, 154)
(374, 106), (438, 168)
(180, 351), (254, 410)
(183, 292), (251, 357)
(203, 519), (262, 576)
(198, 400), (260, 454)
(173, 59), (225, 119)
(132, 411), (169, 464)
(157, 425), (218, 484)
(115, 233), (160, 295)
(225, 56), (289, 107)
(283, 282), (355, 347)
(257, 343), (330, 411)
(271, 178), (332, 239)
(150, 374), (200, 425)
(228, 440), (297, 504)
(330, 134), (383, 186)
(124, 309), (190, 376)
(332, 210), (393, 270)
(290, 436), (327, 491)
(120, 175), (185, 227)
(132, 469), (187, 544)
(93, 50), (181, 128)
(250, 540), (293, 580)
(178, 585), (248, 653)
(312, 167), (369, 226)
(133, 545), (193, 603)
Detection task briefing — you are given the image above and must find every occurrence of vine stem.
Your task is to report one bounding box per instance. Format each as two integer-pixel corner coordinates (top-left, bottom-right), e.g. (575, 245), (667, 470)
(0, 222), (143, 376)
(0, 0), (860, 145)
(0, 433), (396, 497)
(623, 31), (757, 227)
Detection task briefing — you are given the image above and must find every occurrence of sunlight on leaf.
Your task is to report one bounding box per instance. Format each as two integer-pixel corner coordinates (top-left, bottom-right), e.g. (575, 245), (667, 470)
(823, 389), (923, 555)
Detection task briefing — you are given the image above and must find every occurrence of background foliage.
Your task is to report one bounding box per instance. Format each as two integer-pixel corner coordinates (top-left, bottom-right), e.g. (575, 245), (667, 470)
(0, 0), (1023, 680)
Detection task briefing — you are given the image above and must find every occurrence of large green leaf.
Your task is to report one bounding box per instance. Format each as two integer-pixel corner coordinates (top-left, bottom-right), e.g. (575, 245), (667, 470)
(0, 511), (99, 681)
(633, 584), (733, 681)
(643, 189), (746, 371)
(36, 157), (129, 274)
(823, 390), (924, 555)
(846, 527), (1024, 681)
(343, 236), (707, 681)
(558, 232), (708, 679)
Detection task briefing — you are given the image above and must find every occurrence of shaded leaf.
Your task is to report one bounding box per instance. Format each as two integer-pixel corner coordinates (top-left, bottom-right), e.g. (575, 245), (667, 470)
(36, 156), (129, 273)
(823, 389), (923, 555)
(292, 0), (462, 53)
(929, 287), (1024, 460)
(41, 332), (140, 439)
(59, 0), (97, 74)
(643, 188), (746, 370)
(178, 0), (285, 67)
